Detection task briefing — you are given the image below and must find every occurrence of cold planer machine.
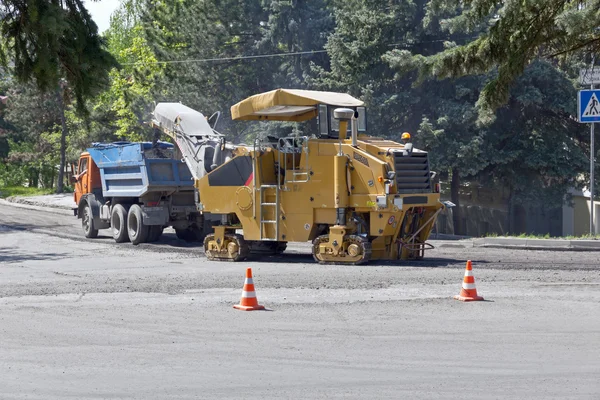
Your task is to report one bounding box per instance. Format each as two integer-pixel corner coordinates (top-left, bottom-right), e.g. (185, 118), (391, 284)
(152, 89), (447, 264)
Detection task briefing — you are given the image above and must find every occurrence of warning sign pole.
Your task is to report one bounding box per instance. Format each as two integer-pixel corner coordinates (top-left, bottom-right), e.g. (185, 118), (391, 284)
(580, 64), (599, 235)
(591, 81), (595, 236)
(591, 110), (595, 235)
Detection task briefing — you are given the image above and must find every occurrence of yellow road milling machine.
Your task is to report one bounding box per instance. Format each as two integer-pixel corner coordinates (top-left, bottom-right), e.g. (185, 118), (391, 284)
(152, 89), (447, 264)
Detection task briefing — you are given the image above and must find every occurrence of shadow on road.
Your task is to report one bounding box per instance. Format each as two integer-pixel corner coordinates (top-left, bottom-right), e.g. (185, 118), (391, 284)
(0, 223), (39, 233)
(247, 252), (474, 268)
(0, 222), (73, 234)
(0, 247), (68, 263)
(66, 232), (201, 248)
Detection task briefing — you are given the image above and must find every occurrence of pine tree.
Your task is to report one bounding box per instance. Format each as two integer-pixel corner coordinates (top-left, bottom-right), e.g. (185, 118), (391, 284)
(319, 0), (590, 234)
(386, 0), (600, 111)
(1, 0), (118, 192)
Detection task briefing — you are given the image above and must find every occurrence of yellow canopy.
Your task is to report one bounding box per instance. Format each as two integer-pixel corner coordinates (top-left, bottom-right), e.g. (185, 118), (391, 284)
(230, 89), (364, 121)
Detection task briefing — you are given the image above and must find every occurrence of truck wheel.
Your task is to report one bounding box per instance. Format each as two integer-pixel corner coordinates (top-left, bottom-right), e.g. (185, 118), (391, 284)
(82, 203), (99, 238)
(147, 225), (163, 242)
(111, 204), (130, 243)
(127, 204), (149, 245)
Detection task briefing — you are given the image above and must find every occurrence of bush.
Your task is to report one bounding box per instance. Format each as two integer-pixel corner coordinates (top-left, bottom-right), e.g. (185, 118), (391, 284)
(0, 186), (54, 198)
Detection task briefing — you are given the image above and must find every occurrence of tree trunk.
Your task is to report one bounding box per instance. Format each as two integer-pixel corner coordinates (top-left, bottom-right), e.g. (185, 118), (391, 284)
(56, 86), (68, 194)
(32, 169), (39, 188)
(451, 167), (462, 235)
(506, 189), (513, 235)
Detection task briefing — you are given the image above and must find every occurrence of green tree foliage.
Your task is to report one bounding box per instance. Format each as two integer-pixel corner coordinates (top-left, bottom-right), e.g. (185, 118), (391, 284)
(316, 0), (590, 233)
(313, 0), (467, 135)
(140, 0), (272, 138)
(485, 62), (589, 207)
(61, 0), (161, 148)
(258, 0), (333, 87)
(1, 84), (62, 188)
(385, 0), (600, 112)
(420, 61), (589, 207)
(139, 0), (334, 141)
(241, 0), (334, 139)
(101, 0), (164, 141)
(0, 76), (12, 160)
(0, 0), (118, 111)
(1, 0), (119, 192)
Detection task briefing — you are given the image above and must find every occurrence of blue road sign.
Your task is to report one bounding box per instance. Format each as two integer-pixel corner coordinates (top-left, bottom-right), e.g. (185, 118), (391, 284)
(578, 90), (600, 123)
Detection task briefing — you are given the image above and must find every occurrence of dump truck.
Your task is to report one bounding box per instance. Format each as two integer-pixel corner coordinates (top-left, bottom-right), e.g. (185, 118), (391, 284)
(72, 141), (213, 244)
(152, 89), (447, 264)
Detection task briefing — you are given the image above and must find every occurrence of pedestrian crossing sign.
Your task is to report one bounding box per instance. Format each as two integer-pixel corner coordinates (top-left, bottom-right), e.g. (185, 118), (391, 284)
(578, 90), (600, 123)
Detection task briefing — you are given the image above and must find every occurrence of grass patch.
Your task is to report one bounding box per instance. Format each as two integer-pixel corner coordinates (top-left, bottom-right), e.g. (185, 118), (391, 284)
(564, 234), (600, 240)
(515, 233), (552, 239)
(0, 186), (55, 198)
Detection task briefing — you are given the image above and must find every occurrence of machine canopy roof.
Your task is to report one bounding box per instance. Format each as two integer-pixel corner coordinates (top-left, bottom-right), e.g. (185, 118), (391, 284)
(230, 89), (364, 121)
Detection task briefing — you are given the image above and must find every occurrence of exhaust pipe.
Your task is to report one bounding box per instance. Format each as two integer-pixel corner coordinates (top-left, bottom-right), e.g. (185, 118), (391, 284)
(351, 111), (358, 147)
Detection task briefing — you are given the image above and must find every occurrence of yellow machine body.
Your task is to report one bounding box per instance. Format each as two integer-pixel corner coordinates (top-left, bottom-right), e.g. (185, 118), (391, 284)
(192, 89), (444, 264)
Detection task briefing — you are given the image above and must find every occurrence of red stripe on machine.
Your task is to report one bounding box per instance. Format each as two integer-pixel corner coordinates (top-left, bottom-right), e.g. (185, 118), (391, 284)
(245, 173), (254, 187)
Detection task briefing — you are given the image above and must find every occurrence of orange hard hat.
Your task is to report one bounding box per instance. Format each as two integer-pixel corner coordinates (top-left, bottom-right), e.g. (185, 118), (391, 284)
(401, 132), (411, 140)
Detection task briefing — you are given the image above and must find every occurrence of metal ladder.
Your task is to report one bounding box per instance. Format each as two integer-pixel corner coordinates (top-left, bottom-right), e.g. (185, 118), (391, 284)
(259, 184), (279, 240)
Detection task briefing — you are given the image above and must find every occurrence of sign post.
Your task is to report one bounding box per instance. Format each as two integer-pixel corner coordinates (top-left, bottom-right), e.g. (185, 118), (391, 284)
(578, 67), (600, 235)
(592, 98), (595, 236)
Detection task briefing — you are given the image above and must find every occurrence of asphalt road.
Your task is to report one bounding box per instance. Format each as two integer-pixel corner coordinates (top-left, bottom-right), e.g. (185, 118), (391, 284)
(1, 203), (599, 399)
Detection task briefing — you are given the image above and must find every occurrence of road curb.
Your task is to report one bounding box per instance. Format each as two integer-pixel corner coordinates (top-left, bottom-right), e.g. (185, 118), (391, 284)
(472, 237), (600, 251)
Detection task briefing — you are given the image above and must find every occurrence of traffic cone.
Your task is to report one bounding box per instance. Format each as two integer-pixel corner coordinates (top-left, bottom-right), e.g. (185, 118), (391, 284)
(454, 260), (484, 302)
(233, 267), (265, 311)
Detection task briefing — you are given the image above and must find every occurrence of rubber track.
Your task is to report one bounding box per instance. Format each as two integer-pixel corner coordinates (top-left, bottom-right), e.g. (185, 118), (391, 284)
(204, 233), (250, 261)
(312, 234), (372, 265)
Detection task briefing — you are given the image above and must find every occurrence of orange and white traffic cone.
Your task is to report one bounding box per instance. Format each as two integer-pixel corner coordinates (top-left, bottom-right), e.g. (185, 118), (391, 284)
(233, 267), (266, 311)
(454, 260), (484, 302)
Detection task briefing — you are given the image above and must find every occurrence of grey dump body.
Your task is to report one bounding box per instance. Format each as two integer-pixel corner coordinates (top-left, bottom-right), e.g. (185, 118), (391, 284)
(87, 141), (194, 197)
(85, 141), (200, 231)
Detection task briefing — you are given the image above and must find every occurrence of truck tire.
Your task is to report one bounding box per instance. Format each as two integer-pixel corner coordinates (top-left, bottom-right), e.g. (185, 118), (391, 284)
(147, 225), (163, 242)
(127, 204), (149, 245)
(82, 203), (99, 238)
(111, 204), (130, 243)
